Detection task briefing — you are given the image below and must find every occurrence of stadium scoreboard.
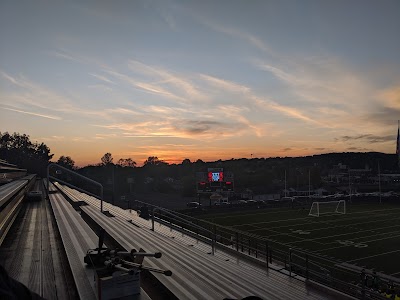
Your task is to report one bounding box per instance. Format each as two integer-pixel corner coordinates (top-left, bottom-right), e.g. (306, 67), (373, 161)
(196, 168), (234, 192)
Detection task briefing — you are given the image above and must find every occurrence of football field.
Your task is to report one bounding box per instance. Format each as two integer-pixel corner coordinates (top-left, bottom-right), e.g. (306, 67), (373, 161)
(200, 202), (400, 277)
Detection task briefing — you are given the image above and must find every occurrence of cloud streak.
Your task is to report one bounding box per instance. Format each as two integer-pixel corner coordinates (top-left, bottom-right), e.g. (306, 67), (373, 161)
(339, 134), (395, 144)
(2, 107), (62, 120)
(89, 73), (115, 85)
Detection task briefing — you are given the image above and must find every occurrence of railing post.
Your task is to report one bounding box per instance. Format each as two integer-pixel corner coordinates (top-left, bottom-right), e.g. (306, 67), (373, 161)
(305, 254), (309, 280)
(235, 232), (239, 251)
(211, 226), (215, 255)
(255, 241), (258, 258)
(269, 249), (272, 264)
(265, 241), (269, 268)
(213, 224), (217, 254)
(151, 208), (155, 231)
(361, 269), (366, 300)
(248, 239), (251, 255)
(289, 248), (292, 277)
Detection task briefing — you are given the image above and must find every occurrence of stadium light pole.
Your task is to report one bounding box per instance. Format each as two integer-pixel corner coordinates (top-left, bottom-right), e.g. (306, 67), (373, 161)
(348, 169), (352, 202)
(378, 161), (382, 204)
(284, 170), (287, 197)
(308, 169), (311, 198)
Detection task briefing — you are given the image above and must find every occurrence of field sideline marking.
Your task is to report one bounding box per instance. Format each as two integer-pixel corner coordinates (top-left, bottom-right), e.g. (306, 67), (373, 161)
(265, 217), (400, 238)
(348, 206), (400, 215)
(231, 207), (400, 228)
(347, 249), (400, 262)
(230, 216), (311, 228)
(205, 207), (309, 220)
(318, 228), (400, 246)
(210, 205), (400, 223)
(207, 206), (400, 224)
(242, 211), (400, 232)
(247, 213), (398, 232)
(312, 233), (400, 253)
(286, 223), (400, 245)
(265, 228), (326, 245)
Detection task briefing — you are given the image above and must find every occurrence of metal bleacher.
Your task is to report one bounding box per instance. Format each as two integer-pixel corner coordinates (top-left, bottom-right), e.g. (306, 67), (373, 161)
(0, 174), (36, 246)
(48, 181), (151, 300)
(53, 182), (331, 300)
(49, 190), (99, 300)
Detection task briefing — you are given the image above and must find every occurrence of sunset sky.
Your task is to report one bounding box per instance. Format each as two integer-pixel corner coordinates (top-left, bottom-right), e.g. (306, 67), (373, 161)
(1, 1), (399, 167)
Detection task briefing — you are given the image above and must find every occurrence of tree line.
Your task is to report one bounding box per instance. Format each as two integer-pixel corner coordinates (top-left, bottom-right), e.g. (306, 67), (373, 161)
(1, 131), (398, 197)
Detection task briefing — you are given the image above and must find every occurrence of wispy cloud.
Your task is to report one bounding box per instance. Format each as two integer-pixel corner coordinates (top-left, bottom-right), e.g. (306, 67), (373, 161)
(47, 49), (107, 68)
(339, 134), (395, 144)
(198, 19), (273, 55)
(94, 133), (118, 140)
(89, 73), (115, 85)
(105, 69), (185, 103)
(1, 70), (132, 122)
(378, 86), (400, 110)
(88, 84), (113, 92)
(199, 72), (324, 126)
(1, 70), (78, 114)
(193, 12), (384, 133)
(2, 107), (62, 120)
(38, 135), (65, 141)
(199, 74), (250, 94)
(127, 60), (209, 102)
(1, 71), (18, 85)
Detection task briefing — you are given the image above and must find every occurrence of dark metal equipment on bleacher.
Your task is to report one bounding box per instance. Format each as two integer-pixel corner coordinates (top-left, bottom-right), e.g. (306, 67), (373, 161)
(84, 229), (172, 276)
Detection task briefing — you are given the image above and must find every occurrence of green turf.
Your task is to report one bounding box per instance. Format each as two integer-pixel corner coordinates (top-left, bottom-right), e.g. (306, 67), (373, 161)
(200, 202), (400, 278)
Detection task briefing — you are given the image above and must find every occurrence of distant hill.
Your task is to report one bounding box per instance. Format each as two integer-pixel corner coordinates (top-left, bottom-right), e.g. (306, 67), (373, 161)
(71, 152), (397, 199)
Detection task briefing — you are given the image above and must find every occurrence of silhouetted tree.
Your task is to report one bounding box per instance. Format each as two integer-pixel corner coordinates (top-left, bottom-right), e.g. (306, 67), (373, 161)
(0, 132), (53, 176)
(57, 155), (75, 169)
(117, 158), (136, 167)
(181, 158), (191, 165)
(143, 156), (168, 166)
(101, 153), (114, 166)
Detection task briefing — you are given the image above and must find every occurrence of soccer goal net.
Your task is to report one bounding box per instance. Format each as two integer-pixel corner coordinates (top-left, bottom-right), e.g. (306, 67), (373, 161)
(309, 200), (346, 217)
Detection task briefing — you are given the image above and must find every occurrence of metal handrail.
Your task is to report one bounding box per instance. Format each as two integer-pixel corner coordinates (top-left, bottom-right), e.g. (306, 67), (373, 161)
(133, 200), (396, 299)
(152, 209), (216, 255)
(46, 163), (104, 212)
(135, 200), (215, 255)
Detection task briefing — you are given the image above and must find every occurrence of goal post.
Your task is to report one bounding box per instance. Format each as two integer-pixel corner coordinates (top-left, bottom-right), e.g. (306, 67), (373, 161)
(309, 200), (346, 217)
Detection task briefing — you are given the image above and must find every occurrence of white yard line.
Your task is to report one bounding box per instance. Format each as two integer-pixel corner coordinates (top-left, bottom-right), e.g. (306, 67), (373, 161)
(265, 228), (326, 245)
(287, 224), (400, 245)
(347, 249), (400, 262)
(271, 213), (399, 231)
(230, 216), (310, 228)
(312, 233), (400, 253)
(245, 214), (397, 233)
(244, 213), (400, 238)
(233, 208), (400, 229)
(208, 207), (304, 221)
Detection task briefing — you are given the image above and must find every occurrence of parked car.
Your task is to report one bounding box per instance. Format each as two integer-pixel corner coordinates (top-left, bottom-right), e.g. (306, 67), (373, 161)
(280, 196), (295, 202)
(187, 202), (201, 208)
(246, 200), (258, 205)
(214, 198), (230, 205)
